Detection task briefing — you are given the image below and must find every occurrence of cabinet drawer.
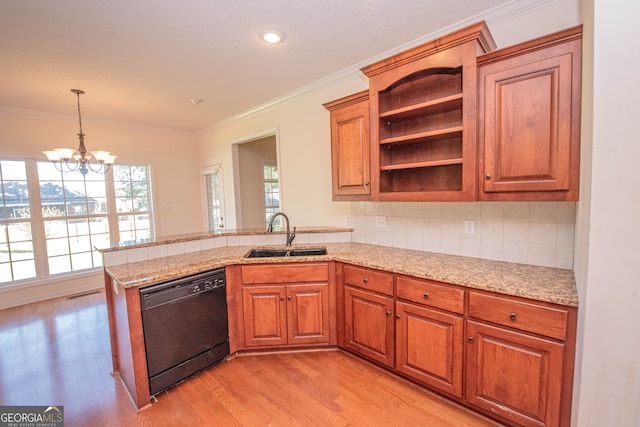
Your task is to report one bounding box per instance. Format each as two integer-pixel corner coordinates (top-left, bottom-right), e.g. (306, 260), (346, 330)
(396, 276), (464, 314)
(241, 263), (328, 284)
(468, 292), (568, 340)
(344, 265), (393, 296)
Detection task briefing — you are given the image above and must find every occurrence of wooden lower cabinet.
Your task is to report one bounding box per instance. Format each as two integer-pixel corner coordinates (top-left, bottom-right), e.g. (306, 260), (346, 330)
(344, 285), (395, 367)
(242, 285), (288, 347)
(243, 283), (331, 348)
(338, 264), (576, 427)
(236, 262), (334, 350)
(395, 301), (463, 397)
(466, 321), (565, 427)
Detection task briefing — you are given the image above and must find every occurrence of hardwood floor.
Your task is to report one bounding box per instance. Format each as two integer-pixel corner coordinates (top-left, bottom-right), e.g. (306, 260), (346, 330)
(0, 291), (502, 426)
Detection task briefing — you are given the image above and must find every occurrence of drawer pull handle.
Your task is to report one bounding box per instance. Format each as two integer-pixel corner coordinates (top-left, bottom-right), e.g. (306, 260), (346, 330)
(363, 278), (368, 283)
(423, 292), (430, 299)
(509, 312), (517, 320)
(468, 336), (474, 343)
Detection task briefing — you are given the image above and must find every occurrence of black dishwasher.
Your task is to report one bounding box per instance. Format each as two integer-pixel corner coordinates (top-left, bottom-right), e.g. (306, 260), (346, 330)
(140, 267), (229, 395)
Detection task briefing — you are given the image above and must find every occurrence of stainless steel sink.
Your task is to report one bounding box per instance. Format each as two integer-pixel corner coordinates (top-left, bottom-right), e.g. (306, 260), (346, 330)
(245, 247), (327, 258)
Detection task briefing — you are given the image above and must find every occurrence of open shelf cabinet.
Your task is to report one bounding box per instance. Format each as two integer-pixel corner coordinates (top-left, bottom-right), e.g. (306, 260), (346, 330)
(362, 21), (496, 201)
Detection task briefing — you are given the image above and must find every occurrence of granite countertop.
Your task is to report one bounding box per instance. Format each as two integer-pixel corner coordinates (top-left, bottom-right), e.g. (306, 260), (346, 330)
(105, 242), (578, 307)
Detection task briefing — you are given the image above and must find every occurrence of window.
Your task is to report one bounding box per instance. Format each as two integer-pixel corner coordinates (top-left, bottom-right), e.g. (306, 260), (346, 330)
(202, 164), (224, 231)
(114, 165), (151, 243)
(0, 159), (153, 284)
(37, 162), (110, 275)
(0, 160), (36, 281)
(263, 162), (279, 227)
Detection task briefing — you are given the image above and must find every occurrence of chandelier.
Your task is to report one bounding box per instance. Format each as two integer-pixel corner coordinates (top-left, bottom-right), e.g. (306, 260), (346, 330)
(43, 89), (116, 175)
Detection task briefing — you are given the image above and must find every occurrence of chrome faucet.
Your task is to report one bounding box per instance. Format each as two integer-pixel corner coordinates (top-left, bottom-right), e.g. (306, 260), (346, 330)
(266, 212), (296, 246)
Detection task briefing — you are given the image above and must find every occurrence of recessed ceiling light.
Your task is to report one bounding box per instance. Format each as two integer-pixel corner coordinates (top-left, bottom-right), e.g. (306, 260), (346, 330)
(260, 29), (284, 44)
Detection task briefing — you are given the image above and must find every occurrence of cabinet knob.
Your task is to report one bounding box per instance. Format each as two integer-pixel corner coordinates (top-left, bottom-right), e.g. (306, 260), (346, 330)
(288, 295), (292, 300)
(386, 310), (391, 316)
(364, 182), (369, 186)
(468, 336), (474, 343)
(280, 296), (285, 301)
(363, 278), (368, 283)
(485, 174), (491, 180)
(423, 292), (430, 299)
(395, 314), (401, 319)
(509, 312), (517, 320)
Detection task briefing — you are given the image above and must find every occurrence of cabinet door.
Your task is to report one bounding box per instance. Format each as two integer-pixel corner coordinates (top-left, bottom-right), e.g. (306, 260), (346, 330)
(395, 301), (463, 397)
(287, 283), (330, 345)
(479, 31), (581, 200)
(242, 286), (287, 347)
(466, 320), (565, 427)
(324, 91), (370, 200)
(344, 285), (394, 367)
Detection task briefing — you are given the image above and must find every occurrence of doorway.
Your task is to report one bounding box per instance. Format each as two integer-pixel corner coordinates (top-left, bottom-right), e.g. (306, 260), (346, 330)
(232, 132), (280, 229)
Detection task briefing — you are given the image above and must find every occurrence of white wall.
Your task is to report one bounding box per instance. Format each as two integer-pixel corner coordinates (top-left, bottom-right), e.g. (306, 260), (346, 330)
(573, 0), (640, 425)
(0, 109), (202, 307)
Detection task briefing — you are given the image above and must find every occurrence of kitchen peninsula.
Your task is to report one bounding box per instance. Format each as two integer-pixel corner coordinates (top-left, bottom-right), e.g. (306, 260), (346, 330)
(102, 228), (577, 426)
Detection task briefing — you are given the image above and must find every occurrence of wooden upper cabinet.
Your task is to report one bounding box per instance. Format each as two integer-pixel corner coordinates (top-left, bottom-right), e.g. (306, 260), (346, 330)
(361, 21), (496, 201)
(323, 91), (371, 200)
(478, 26), (582, 201)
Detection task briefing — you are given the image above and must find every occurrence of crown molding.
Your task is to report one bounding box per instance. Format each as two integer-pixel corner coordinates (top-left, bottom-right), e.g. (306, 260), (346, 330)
(202, 0), (558, 132)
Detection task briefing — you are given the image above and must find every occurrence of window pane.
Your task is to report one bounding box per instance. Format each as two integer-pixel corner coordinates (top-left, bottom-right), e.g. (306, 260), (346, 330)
(0, 263), (12, 283)
(89, 217), (109, 235)
(47, 238), (70, 257)
(92, 251), (104, 267)
(44, 219), (68, 239)
(48, 255), (71, 275)
(0, 243), (9, 263)
(11, 260), (36, 281)
(1, 161), (29, 221)
(129, 166), (147, 181)
(70, 252), (93, 271)
(10, 241), (33, 262)
(7, 222), (31, 242)
(69, 235), (91, 254)
(116, 197), (133, 212)
(91, 232), (111, 251)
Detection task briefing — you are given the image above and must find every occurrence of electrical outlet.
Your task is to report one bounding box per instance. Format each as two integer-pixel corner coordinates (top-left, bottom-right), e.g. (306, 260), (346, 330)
(464, 220), (475, 235)
(375, 216), (387, 228)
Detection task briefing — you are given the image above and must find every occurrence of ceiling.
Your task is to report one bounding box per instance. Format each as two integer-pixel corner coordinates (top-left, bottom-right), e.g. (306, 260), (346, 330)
(0, 0), (512, 133)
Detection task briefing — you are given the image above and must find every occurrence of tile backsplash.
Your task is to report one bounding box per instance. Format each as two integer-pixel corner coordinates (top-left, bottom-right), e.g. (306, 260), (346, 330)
(351, 201), (576, 269)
